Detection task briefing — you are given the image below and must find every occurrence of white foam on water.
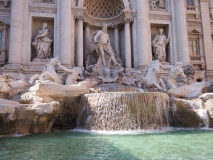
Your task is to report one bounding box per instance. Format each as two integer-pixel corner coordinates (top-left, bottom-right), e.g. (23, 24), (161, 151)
(70, 127), (213, 135)
(12, 133), (30, 137)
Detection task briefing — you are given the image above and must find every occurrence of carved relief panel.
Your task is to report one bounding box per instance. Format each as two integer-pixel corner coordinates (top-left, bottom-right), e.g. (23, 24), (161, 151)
(0, 0), (10, 8)
(149, 0), (166, 11)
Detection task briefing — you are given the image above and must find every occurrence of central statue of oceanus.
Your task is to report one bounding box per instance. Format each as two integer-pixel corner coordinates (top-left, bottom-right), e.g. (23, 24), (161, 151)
(90, 23), (121, 69)
(86, 24), (123, 83)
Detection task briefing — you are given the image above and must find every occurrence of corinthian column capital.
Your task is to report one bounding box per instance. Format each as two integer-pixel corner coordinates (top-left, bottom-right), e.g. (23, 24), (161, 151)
(124, 17), (134, 24)
(75, 15), (84, 21)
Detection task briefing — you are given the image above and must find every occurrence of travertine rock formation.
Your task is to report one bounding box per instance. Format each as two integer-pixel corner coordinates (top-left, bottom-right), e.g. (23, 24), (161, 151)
(168, 81), (213, 98)
(0, 74), (29, 99)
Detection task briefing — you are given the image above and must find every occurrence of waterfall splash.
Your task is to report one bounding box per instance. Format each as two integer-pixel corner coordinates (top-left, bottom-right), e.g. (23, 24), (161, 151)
(77, 92), (170, 131)
(181, 99), (209, 128)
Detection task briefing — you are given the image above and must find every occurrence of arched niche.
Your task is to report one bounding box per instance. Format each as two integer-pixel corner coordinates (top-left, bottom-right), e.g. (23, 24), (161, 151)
(73, 0), (134, 27)
(77, 0), (131, 10)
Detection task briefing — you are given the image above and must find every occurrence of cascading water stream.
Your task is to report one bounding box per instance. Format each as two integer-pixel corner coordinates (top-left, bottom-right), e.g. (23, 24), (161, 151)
(180, 99), (209, 128)
(77, 92), (171, 131)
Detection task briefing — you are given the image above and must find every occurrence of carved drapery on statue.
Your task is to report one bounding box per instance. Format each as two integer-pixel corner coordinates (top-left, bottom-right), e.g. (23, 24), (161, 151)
(90, 32), (122, 70)
(152, 28), (170, 62)
(32, 22), (52, 60)
(86, 24), (123, 83)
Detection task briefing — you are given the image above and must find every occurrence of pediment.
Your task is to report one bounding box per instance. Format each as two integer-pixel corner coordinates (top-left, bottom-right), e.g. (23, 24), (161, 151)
(188, 29), (202, 35)
(0, 20), (9, 26)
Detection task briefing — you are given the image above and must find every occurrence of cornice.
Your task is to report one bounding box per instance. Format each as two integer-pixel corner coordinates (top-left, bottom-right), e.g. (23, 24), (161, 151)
(29, 5), (57, 14)
(0, 7), (10, 14)
(149, 11), (171, 20)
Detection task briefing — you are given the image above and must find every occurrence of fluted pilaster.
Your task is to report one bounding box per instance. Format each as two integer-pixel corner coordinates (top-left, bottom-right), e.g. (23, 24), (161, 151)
(76, 15), (84, 67)
(124, 18), (133, 68)
(8, 0), (24, 64)
(174, 0), (189, 64)
(60, 0), (72, 65)
(136, 0), (149, 66)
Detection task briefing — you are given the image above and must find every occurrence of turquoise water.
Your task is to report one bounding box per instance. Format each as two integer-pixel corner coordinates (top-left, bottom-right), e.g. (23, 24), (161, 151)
(0, 129), (213, 160)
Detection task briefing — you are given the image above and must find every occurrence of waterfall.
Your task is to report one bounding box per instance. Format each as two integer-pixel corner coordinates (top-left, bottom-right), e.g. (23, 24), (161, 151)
(180, 99), (209, 128)
(16, 109), (28, 134)
(77, 92), (170, 131)
(15, 107), (36, 134)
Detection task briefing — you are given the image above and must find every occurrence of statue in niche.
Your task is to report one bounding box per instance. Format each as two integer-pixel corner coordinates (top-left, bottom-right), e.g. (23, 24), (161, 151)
(88, 23), (123, 83)
(160, 62), (187, 90)
(32, 22), (52, 60)
(152, 28), (170, 62)
(91, 23), (120, 69)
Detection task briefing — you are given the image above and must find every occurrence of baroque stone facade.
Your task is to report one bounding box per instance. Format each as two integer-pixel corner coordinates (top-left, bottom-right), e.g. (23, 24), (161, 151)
(0, 0), (212, 81)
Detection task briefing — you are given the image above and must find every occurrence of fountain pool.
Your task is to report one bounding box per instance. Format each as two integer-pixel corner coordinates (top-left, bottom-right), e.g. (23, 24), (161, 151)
(0, 129), (212, 160)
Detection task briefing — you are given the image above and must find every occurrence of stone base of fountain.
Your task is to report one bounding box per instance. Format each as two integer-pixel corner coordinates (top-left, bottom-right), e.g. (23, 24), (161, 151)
(77, 92), (170, 130)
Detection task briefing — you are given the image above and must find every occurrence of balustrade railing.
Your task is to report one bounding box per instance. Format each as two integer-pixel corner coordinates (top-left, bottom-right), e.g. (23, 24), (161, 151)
(190, 55), (203, 61)
(186, 6), (196, 11)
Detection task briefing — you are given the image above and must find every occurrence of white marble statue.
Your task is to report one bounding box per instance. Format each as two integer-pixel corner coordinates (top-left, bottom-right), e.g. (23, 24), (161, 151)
(87, 24), (123, 83)
(32, 22), (52, 59)
(129, 70), (144, 88)
(30, 57), (63, 84)
(142, 61), (166, 91)
(160, 62), (187, 90)
(29, 57), (83, 85)
(91, 23), (120, 69)
(57, 61), (83, 85)
(152, 28), (170, 62)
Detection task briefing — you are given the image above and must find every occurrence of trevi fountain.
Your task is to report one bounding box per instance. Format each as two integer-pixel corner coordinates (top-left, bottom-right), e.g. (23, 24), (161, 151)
(0, 0), (213, 159)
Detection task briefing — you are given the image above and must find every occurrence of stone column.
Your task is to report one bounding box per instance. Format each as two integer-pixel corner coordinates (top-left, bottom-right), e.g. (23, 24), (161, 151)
(0, 26), (7, 65)
(124, 19), (132, 68)
(55, 0), (61, 57)
(84, 23), (90, 64)
(21, 0), (29, 65)
(1, 26), (7, 50)
(71, 15), (75, 65)
(8, 0), (24, 65)
(200, 0), (213, 71)
(174, 0), (189, 64)
(113, 24), (120, 58)
(60, 0), (72, 65)
(76, 15), (84, 68)
(136, 0), (149, 66)
(132, 12), (138, 68)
